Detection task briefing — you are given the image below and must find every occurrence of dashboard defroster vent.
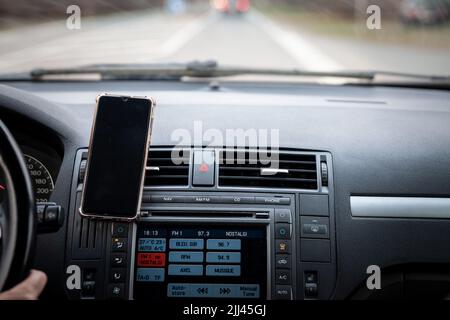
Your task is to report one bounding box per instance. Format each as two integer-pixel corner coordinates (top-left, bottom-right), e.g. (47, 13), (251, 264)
(219, 150), (318, 190)
(145, 148), (190, 187)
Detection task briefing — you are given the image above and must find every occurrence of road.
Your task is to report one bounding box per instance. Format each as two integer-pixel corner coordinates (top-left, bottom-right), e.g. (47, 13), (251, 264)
(0, 8), (449, 75)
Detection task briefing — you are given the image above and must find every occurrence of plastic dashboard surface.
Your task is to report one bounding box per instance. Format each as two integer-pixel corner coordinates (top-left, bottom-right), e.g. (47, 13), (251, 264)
(0, 81), (450, 299)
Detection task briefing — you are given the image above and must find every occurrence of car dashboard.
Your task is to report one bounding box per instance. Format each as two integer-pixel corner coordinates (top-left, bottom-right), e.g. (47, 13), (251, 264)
(0, 80), (450, 300)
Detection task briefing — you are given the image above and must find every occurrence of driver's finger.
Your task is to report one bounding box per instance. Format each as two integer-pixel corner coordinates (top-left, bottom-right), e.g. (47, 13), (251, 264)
(2, 269), (48, 300)
(23, 269), (47, 298)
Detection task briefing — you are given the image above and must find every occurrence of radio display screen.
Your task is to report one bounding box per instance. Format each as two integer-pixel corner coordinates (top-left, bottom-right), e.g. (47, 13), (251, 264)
(133, 224), (267, 300)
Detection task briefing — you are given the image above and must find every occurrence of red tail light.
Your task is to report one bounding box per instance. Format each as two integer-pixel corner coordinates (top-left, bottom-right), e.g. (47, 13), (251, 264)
(236, 0), (250, 12)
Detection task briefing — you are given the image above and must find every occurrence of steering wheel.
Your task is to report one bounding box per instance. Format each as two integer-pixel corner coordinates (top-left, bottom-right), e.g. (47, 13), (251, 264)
(0, 119), (36, 292)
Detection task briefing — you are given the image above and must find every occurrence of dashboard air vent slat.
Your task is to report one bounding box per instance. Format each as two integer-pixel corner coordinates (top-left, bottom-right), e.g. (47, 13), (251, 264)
(145, 149), (190, 187)
(219, 150), (318, 190)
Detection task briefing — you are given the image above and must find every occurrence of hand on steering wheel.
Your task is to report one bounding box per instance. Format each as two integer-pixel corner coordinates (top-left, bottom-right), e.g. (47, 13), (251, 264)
(0, 120), (40, 295)
(0, 270), (46, 300)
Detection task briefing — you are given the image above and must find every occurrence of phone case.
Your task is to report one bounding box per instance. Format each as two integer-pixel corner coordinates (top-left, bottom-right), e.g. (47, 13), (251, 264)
(79, 93), (155, 221)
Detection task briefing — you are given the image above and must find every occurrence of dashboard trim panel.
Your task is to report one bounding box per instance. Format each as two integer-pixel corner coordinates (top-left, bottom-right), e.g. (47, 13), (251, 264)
(351, 196), (450, 219)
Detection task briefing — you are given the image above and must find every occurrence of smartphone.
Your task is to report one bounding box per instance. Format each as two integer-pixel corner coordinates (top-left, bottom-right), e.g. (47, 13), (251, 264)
(79, 94), (154, 220)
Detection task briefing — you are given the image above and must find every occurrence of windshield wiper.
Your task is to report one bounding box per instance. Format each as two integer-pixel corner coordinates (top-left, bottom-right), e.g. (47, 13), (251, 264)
(29, 60), (380, 80)
(3, 60), (450, 87)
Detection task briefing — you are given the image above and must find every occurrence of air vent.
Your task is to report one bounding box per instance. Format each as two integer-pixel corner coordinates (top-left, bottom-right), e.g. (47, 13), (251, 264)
(219, 150), (318, 190)
(78, 218), (101, 249)
(71, 208), (105, 259)
(145, 148), (190, 187)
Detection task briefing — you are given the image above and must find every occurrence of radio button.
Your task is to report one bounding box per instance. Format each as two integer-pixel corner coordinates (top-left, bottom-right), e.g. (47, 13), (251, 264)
(220, 196), (255, 204)
(138, 238), (166, 252)
(150, 195), (186, 203)
(111, 237), (127, 252)
(167, 283), (190, 297)
(136, 268), (165, 282)
(188, 196), (214, 203)
(275, 209), (292, 223)
(205, 265), (241, 277)
(274, 285), (292, 300)
(110, 269), (126, 283)
(275, 240), (291, 254)
(169, 238), (204, 250)
(255, 196), (291, 205)
(207, 239), (241, 250)
(236, 284), (260, 298)
(112, 223), (128, 237)
(275, 224), (291, 239)
(305, 271), (318, 284)
(192, 150), (215, 186)
(168, 264), (203, 276)
(137, 253), (166, 267)
(107, 284), (125, 299)
(300, 216), (329, 239)
(275, 254), (291, 269)
(169, 251), (204, 263)
(276, 270), (291, 285)
(212, 285), (235, 298)
(111, 253), (126, 267)
(206, 252), (241, 263)
(305, 283), (318, 298)
(81, 280), (95, 298)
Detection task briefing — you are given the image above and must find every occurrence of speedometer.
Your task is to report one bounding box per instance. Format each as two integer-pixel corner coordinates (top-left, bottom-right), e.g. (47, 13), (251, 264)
(24, 154), (55, 203)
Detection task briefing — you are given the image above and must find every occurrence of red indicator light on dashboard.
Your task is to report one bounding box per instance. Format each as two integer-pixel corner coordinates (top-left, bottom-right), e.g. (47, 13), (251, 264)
(199, 163), (209, 173)
(137, 253), (166, 267)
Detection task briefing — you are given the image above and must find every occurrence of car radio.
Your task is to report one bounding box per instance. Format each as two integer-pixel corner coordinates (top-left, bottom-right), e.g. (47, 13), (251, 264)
(133, 224), (268, 300)
(125, 192), (296, 300)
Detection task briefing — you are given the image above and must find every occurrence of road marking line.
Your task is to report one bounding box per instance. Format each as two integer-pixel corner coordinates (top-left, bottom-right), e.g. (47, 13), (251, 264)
(248, 10), (342, 71)
(158, 13), (215, 56)
(0, 12), (213, 71)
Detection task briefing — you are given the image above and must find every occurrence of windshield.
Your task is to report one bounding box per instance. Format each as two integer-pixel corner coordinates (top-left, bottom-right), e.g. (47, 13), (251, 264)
(0, 0), (449, 77)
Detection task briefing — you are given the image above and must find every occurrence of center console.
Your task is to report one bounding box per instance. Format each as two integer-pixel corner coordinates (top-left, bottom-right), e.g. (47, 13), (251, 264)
(66, 148), (335, 300)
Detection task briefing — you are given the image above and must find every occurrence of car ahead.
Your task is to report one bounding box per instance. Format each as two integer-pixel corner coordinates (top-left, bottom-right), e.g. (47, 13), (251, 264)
(211, 0), (250, 14)
(400, 0), (450, 24)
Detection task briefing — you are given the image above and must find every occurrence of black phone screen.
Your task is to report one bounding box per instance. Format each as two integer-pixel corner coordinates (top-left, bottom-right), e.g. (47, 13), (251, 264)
(80, 95), (153, 219)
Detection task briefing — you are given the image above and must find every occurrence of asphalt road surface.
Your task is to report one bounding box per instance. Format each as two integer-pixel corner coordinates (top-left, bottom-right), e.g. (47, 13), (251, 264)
(0, 8), (449, 75)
